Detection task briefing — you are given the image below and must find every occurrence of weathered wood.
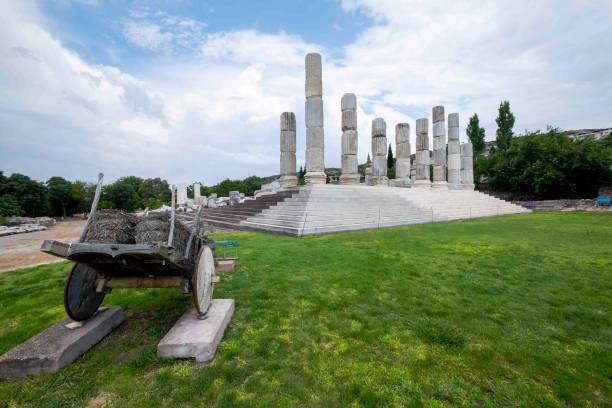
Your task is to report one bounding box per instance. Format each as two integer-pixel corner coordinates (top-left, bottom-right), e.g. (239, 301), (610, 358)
(64, 263), (106, 321)
(40, 240), (70, 258)
(168, 184), (176, 246)
(103, 276), (182, 289)
(79, 173), (104, 243)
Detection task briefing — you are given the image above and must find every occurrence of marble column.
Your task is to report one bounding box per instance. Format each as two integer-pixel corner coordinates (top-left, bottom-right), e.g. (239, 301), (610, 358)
(460, 142), (475, 190)
(447, 113), (461, 189)
(279, 112), (298, 188)
(394, 123), (411, 187)
(193, 183), (201, 201)
(339, 93), (359, 184)
(370, 118), (389, 185)
(304, 53), (326, 184)
(414, 118), (431, 187)
(176, 183), (188, 204)
(432, 106), (448, 188)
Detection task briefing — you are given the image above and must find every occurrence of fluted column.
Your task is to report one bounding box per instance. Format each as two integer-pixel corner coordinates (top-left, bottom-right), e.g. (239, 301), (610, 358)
(339, 93), (359, 184)
(279, 112), (297, 188)
(370, 118), (389, 186)
(414, 118), (431, 187)
(304, 53), (326, 184)
(394, 123), (411, 187)
(432, 106), (448, 188)
(447, 113), (461, 189)
(460, 142), (475, 190)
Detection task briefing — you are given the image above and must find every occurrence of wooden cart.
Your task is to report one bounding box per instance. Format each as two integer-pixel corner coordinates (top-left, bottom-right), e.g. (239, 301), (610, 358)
(40, 174), (217, 321)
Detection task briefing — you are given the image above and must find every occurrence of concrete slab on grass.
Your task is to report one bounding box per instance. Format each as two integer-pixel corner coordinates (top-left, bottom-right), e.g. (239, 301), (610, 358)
(0, 307), (124, 378)
(157, 299), (234, 362)
(216, 260), (236, 272)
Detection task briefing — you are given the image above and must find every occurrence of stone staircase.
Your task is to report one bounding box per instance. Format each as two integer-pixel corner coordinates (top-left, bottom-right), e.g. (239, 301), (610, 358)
(241, 184), (530, 236)
(177, 189), (299, 230)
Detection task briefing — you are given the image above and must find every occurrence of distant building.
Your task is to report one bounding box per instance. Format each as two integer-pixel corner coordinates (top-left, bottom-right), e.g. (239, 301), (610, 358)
(562, 128), (611, 141)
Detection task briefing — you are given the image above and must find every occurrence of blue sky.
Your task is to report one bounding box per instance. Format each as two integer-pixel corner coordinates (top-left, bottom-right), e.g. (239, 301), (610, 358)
(1, 0), (611, 185)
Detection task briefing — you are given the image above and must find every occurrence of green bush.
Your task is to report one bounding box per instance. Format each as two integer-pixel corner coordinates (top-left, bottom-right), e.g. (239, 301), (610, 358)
(486, 130), (611, 198)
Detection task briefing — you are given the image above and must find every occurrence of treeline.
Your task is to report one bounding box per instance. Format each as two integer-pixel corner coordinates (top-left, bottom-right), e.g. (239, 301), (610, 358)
(0, 173), (173, 219)
(467, 101), (612, 199)
(0, 172), (271, 220)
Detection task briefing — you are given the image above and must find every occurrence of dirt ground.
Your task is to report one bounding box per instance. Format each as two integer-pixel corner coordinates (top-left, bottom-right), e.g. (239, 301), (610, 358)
(0, 220), (85, 272)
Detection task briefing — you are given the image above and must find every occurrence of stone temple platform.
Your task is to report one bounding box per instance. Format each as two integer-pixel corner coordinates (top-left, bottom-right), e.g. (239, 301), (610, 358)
(240, 184), (530, 236)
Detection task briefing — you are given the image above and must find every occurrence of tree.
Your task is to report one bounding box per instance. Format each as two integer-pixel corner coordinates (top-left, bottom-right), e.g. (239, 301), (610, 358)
(496, 101), (515, 150)
(47, 177), (72, 217)
(466, 114), (486, 155)
(0, 173), (48, 216)
(0, 194), (22, 217)
(366, 154), (371, 164)
(102, 179), (141, 212)
(486, 129), (611, 198)
(139, 178), (171, 208)
(70, 181), (96, 214)
(387, 144), (394, 168)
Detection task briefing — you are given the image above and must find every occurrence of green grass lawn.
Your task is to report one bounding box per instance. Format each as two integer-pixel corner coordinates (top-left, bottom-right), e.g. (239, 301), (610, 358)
(0, 212), (611, 407)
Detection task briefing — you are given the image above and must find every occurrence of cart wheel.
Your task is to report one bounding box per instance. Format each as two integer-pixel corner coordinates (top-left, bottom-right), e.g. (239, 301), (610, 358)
(64, 262), (105, 321)
(192, 246), (215, 316)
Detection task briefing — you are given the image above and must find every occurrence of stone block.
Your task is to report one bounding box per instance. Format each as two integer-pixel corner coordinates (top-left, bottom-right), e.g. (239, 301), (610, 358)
(448, 126), (460, 141)
(447, 113), (459, 128)
(448, 169), (461, 184)
(395, 123), (410, 143)
(306, 126), (324, 149)
(432, 105), (445, 123)
(433, 136), (446, 151)
(341, 110), (357, 130)
(216, 260), (236, 272)
(0, 307), (124, 378)
(280, 130), (296, 152)
(396, 159), (411, 179)
(433, 121), (445, 137)
(305, 53), (322, 77)
(279, 175), (298, 188)
(433, 166), (446, 182)
(448, 153), (461, 170)
(372, 155), (387, 176)
(280, 112), (296, 131)
(371, 136), (387, 156)
(396, 141), (411, 159)
(305, 171), (327, 184)
(461, 142), (473, 157)
(341, 155), (358, 173)
(416, 118), (428, 134)
(372, 118), (386, 136)
(341, 93), (357, 110)
(280, 152), (296, 175)
(338, 173), (360, 185)
(305, 76), (322, 98)
(306, 148), (325, 171)
(416, 150), (429, 165)
(305, 98), (324, 127)
(342, 130), (358, 155)
(433, 149), (446, 166)
(461, 156), (474, 171)
(448, 140), (461, 155)
(158, 300), (234, 363)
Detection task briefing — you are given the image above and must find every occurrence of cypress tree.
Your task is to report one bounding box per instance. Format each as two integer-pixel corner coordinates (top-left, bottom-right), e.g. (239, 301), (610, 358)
(466, 113), (486, 155)
(496, 101), (515, 150)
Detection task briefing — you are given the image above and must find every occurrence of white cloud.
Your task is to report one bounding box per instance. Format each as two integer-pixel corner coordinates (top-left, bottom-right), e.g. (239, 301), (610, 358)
(122, 9), (206, 51)
(1, 0), (611, 185)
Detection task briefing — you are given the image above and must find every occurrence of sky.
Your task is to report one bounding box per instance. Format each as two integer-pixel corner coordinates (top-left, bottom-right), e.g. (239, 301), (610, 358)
(1, 0), (611, 185)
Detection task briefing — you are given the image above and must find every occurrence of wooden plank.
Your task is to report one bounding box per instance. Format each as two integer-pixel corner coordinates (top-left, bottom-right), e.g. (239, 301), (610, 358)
(40, 240), (70, 258)
(104, 276), (182, 289)
(79, 173), (104, 243)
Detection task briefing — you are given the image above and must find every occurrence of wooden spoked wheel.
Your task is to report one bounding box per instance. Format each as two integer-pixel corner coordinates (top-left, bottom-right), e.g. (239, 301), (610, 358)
(64, 262), (105, 321)
(192, 246), (215, 316)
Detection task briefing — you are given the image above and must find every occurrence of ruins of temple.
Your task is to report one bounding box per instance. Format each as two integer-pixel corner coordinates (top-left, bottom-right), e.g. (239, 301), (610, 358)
(189, 52), (530, 236)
